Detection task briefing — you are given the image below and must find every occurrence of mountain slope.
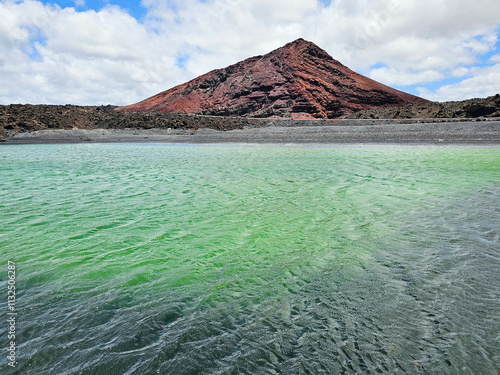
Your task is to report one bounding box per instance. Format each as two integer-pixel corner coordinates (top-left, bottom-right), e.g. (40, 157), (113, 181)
(118, 39), (428, 119)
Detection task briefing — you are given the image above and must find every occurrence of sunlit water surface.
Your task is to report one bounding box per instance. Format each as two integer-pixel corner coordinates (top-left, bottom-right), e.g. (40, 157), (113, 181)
(1, 144), (499, 374)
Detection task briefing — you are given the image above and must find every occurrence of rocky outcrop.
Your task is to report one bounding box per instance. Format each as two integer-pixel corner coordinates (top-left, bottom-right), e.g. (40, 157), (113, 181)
(0, 104), (255, 141)
(117, 38), (428, 119)
(346, 94), (500, 119)
(3, 95), (499, 142)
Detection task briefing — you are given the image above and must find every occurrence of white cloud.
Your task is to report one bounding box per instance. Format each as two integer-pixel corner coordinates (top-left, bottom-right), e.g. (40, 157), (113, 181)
(417, 64), (500, 101)
(451, 67), (471, 78)
(0, 0), (192, 105)
(369, 67), (444, 86)
(489, 54), (500, 63)
(1, 0), (500, 105)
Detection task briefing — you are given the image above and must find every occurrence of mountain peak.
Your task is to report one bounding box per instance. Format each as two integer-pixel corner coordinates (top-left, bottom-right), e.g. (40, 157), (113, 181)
(118, 40), (428, 119)
(282, 38), (322, 50)
(283, 37), (311, 48)
(276, 38), (333, 61)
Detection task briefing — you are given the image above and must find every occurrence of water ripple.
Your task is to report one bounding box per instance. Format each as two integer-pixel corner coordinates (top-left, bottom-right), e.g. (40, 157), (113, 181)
(1, 144), (499, 374)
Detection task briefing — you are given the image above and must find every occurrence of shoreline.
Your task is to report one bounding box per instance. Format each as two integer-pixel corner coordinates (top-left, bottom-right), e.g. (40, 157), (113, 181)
(2, 120), (500, 145)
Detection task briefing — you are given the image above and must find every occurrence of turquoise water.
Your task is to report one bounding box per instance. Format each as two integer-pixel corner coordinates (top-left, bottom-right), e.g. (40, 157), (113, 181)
(1, 144), (499, 374)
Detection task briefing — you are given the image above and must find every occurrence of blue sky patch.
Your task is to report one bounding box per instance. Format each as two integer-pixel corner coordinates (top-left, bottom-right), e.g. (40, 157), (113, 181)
(369, 62), (388, 70)
(176, 53), (190, 69)
(39, 0), (148, 19)
(27, 36), (48, 61)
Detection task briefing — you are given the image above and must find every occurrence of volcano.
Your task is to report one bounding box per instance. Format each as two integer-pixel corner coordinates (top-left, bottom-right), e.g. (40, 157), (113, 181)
(118, 39), (428, 119)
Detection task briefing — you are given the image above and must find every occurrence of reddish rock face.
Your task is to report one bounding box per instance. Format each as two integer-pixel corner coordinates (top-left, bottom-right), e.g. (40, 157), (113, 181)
(118, 38), (429, 119)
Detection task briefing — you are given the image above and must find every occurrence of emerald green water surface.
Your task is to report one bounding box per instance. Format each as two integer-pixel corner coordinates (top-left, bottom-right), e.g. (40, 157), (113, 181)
(1, 144), (499, 374)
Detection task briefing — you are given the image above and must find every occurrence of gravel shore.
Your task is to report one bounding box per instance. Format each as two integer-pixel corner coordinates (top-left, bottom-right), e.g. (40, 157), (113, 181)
(2, 120), (500, 145)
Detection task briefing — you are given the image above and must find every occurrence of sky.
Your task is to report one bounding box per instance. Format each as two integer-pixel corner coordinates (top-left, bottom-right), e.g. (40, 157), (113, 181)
(1, 0), (500, 106)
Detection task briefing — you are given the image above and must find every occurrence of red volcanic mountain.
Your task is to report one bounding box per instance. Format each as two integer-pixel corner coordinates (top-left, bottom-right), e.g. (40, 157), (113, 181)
(118, 38), (428, 119)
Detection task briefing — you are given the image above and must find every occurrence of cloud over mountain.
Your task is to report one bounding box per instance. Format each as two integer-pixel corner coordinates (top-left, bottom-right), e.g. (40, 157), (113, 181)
(1, 0), (499, 105)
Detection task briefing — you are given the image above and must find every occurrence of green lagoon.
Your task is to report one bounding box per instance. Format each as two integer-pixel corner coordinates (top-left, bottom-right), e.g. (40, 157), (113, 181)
(1, 144), (499, 374)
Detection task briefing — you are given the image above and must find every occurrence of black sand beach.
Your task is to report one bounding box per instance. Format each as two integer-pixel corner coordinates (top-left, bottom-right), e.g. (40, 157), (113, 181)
(3, 120), (500, 145)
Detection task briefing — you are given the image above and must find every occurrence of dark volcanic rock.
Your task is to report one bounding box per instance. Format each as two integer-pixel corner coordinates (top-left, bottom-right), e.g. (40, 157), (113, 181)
(117, 38), (428, 119)
(0, 104), (255, 141)
(346, 94), (500, 119)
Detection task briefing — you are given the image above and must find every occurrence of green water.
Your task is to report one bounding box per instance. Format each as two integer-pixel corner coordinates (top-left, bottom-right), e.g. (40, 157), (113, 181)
(1, 144), (499, 374)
